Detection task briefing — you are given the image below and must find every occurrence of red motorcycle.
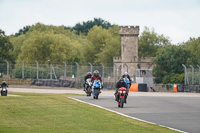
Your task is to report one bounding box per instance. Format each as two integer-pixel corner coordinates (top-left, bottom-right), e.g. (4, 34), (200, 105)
(116, 87), (127, 108)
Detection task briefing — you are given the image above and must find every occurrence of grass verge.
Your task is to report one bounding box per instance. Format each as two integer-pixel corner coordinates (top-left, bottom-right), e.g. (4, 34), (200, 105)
(0, 92), (178, 133)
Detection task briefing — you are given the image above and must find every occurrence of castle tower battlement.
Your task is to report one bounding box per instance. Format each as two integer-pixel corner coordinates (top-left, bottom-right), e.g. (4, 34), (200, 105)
(119, 26), (139, 36)
(120, 26), (139, 62)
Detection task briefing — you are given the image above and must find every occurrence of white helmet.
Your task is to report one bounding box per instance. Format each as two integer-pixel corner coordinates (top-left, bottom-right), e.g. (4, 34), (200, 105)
(124, 72), (128, 75)
(93, 70), (99, 76)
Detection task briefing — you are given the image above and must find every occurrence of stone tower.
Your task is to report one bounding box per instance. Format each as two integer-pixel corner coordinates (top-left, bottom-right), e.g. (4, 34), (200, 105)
(113, 25), (154, 80)
(120, 26), (139, 62)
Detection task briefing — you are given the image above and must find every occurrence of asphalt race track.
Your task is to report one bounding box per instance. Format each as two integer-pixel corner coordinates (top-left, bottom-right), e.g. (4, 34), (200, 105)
(74, 94), (200, 133)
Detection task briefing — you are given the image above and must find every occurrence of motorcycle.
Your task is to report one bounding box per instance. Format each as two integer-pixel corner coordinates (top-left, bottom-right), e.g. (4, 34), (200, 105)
(123, 77), (130, 93)
(1, 85), (8, 96)
(92, 79), (101, 99)
(116, 87), (127, 108)
(85, 78), (92, 96)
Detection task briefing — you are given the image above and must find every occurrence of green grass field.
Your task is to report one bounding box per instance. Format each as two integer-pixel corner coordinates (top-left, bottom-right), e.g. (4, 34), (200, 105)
(0, 92), (178, 133)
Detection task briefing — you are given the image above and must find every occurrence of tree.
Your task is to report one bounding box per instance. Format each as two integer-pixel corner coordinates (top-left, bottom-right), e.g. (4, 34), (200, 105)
(9, 33), (27, 58)
(183, 37), (200, 64)
(95, 25), (121, 65)
(16, 23), (81, 64)
(83, 25), (120, 65)
(67, 18), (112, 35)
(138, 27), (171, 57)
(15, 25), (31, 36)
(153, 45), (198, 84)
(0, 29), (14, 62)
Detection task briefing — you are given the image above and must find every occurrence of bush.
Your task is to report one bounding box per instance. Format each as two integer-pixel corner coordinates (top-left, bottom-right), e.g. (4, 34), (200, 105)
(170, 73), (184, 84)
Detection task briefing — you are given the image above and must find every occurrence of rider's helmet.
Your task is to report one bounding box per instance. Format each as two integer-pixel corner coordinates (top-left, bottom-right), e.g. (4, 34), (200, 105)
(124, 72), (128, 77)
(2, 81), (6, 84)
(87, 72), (91, 76)
(93, 70), (99, 77)
(119, 78), (124, 83)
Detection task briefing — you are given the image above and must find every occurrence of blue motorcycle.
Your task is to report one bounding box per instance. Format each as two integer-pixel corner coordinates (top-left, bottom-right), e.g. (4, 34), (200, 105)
(92, 80), (101, 99)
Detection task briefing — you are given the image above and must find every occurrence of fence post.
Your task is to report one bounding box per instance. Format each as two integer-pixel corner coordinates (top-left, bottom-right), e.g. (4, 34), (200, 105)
(88, 62), (93, 73)
(75, 62), (79, 78)
(182, 64), (188, 85)
(75, 62), (79, 88)
(5, 60), (9, 77)
(190, 65), (194, 85)
(48, 60), (52, 80)
(35, 60), (39, 79)
(63, 61), (67, 80)
(197, 65), (200, 85)
(100, 63), (104, 82)
(114, 64), (117, 84)
(22, 61), (24, 79)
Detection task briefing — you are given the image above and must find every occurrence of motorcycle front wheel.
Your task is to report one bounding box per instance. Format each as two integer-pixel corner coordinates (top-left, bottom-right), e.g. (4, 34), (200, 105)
(120, 98), (124, 108)
(94, 89), (99, 99)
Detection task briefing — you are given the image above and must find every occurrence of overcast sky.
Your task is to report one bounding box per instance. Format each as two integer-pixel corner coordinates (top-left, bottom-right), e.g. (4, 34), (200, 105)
(0, 0), (200, 44)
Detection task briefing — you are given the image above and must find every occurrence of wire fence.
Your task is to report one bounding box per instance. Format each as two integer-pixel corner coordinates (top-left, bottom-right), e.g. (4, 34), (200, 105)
(1, 62), (200, 92)
(183, 64), (200, 85)
(0, 62), (119, 89)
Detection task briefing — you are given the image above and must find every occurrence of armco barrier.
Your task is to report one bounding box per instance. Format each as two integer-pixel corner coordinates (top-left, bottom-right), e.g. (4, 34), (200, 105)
(173, 84), (200, 93)
(130, 83), (147, 92)
(30, 79), (116, 89)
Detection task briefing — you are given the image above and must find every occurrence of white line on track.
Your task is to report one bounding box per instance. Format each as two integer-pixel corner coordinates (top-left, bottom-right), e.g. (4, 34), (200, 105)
(68, 97), (187, 133)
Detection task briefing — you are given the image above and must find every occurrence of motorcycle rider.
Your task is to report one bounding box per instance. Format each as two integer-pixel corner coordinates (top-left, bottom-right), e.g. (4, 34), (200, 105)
(1, 81), (8, 88)
(0, 81), (8, 93)
(91, 70), (103, 92)
(91, 70), (102, 82)
(83, 72), (92, 91)
(114, 78), (128, 103)
(122, 72), (132, 82)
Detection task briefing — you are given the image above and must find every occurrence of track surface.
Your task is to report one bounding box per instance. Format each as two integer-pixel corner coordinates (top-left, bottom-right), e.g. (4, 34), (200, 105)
(74, 94), (200, 133)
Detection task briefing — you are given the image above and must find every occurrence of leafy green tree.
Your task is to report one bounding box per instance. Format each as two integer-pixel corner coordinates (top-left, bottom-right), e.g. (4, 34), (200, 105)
(83, 25), (120, 65)
(153, 45), (198, 84)
(0, 29), (14, 62)
(138, 27), (171, 57)
(95, 25), (121, 65)
(15, 25), (30, 36)
(183, 37), (200, 64)
(67, 18), (112, 35)
(15, 23), (81, 64)
(9, 33), (27, 58)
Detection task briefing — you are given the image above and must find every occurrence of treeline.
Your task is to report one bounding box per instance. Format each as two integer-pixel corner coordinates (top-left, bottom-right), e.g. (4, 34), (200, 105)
(138, 27), (200, 84)
(8, 18), (121, 66)
(0, 18), (200, 84)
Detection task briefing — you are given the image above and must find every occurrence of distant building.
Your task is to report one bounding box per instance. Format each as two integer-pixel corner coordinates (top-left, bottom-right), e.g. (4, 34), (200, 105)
(113, 26), (154, 82)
